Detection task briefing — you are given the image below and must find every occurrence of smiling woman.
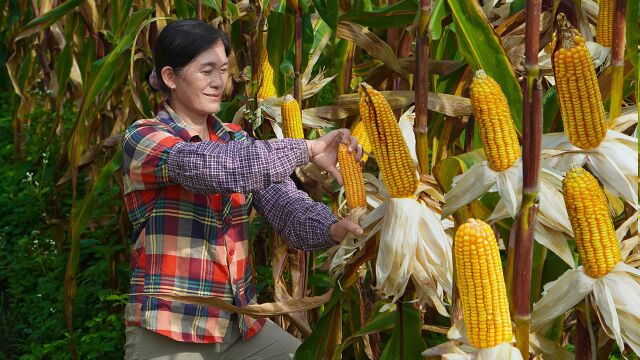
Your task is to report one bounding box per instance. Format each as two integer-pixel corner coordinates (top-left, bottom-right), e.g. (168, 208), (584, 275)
(121, 20), (364, 360)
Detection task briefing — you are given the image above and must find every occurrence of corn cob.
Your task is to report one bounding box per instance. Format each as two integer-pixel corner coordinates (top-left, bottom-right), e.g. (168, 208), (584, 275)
(596, 0), (615, 47)
(552, 13), (607, 150)
(257, 52), (276, 99)
(454, 218), (513, 349)
(281, 95), (304, 139)
(563, 166), (622, 278)
(351, 120), (372, 163)
(338, 143), (367, 210)
(469, 70), (521, 172)
(358, 83), (417, 198)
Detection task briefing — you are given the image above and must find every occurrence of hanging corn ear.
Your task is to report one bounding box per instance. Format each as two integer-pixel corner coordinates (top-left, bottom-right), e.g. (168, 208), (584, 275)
(351, 120), (372, 163)
(257, 52), (276, 99)
(563, 166), (622, 278)
(338, 143), (367, 210)
(280, 95), (304, 139)
(469, 70), (521, 171)
(552, 13), (607, 150)
(358, 83), (417, 198)
(455, 218), (513, 349)
(596, 0), (615, 47)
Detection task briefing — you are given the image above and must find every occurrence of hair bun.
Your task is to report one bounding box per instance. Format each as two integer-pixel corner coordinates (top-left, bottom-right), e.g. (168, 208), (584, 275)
(149, 68), (161, 91)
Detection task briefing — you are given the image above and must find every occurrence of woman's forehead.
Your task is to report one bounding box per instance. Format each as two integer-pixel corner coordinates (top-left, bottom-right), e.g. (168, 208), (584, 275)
(191, 43), (228, 65)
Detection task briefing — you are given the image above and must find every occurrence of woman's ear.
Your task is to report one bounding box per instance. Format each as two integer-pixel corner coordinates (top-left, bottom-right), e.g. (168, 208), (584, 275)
(160, 66), (176, 90)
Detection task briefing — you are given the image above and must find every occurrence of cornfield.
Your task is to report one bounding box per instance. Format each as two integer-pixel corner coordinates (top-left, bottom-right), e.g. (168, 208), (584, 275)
(0, 0), (638, 359)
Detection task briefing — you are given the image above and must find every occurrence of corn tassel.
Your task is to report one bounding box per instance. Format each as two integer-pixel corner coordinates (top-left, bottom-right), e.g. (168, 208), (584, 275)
(552, 13), (607, 150)
(351, 120), (372, 163)
(563, 166), (622, 278)
(281, 95), (304, 139)
(338, 143), (367, 210)
(257, 52), (276, 99)
(469, 70), (521, 171)
(455, 218), (513, 349)
(358, 83), (417, 198)
(596, 0), (615, 47)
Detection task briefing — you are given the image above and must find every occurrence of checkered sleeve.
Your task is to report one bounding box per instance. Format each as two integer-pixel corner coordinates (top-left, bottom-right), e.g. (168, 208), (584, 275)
(167, 138), (310, 194)
(253, 180), (340, 251)
(122, 121), (182, 194)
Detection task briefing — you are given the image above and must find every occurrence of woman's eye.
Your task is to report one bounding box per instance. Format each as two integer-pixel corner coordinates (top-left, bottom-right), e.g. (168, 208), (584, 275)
(202, 70), (212, 76)
(220, 68), (228, 73)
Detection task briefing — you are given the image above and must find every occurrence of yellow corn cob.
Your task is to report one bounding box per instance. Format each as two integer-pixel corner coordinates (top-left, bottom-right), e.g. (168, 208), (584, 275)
(338, 143), (367, 210)
(358, 83), (417, 198)
(454, 218), (513, 349)
(469, 70), (521, 172)
(281, 95), (304, 139)
(563, 166), (622, 278)
(257, 52), (276, 99)
(596, 0), (615, 47)
(552, 13), (607, 150)
(351, 120), (372, 163)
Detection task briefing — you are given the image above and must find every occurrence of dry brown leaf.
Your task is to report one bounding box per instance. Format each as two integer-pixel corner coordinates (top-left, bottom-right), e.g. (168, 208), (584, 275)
(337, 21), (404, 75)
(304, 91), (471, 120)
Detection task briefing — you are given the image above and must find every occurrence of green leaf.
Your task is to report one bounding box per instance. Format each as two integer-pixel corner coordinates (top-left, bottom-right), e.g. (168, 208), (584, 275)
(15, 0), (84, 41)
(429, 0), (448, 41)
(433, 149), (484, 192)
(296, 290), (342, 359)
(267, 11), (295, 94)
(542, 86), (560, 133)
(380, 303), (427, 360)
(174, 0), (195, 18)
(447, 0), (523, 130)
(340, 0), (419, 29)
(312, 0), (339, 35)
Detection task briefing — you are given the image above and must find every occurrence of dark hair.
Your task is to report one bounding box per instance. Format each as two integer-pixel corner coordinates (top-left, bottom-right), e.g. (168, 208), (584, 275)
(152, 19), (231, 93)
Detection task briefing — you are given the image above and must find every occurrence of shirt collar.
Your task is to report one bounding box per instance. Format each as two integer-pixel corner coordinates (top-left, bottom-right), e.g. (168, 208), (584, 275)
(157, 101), (233, 142)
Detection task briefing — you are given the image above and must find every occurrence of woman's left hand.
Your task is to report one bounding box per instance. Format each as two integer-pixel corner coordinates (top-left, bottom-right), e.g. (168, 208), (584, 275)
(330, 218), (364, 244)
(305, 129), (363, 185)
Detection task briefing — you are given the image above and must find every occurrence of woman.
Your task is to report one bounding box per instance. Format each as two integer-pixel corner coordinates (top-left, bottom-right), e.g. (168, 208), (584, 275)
(121, 20), (364, 359)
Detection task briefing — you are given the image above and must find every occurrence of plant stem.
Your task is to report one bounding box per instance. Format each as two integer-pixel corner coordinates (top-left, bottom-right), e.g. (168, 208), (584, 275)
(414, 0), (430, 176)
(609, 0), (627, 121)
(514, 0), (542, 357)
(294, 5), (302, 103)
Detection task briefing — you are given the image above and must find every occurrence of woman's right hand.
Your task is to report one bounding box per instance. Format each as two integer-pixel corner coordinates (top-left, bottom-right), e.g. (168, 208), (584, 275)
(305, 129), (363, 185)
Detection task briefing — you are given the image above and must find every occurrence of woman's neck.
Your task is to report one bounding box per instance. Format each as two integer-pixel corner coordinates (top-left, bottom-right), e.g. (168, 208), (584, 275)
(168, 99), (208, 129)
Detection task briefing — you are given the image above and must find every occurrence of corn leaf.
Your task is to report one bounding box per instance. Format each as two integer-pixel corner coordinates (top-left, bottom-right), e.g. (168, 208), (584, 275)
(15, 0), (84, 40)
(380, 303), (426, 360)
(340, 0), (419, 28)
(447, 0), (523, 130)
(295, 290), (343, 359)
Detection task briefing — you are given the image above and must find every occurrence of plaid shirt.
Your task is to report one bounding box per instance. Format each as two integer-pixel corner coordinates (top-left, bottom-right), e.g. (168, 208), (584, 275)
(121, 103), (338, 343)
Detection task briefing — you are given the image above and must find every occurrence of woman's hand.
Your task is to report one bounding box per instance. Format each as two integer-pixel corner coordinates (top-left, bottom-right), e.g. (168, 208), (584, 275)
(330, 218), (364, 244)
(305, 129), (363, 185)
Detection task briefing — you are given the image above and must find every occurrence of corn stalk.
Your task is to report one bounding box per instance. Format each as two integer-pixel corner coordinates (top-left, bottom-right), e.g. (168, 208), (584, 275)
(414, 0), (430, 176)
(512, 0), (542, 357)
(609, 0), (627, 121)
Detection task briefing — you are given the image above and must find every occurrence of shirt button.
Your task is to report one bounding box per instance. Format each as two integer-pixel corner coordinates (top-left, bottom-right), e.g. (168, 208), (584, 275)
(229, 248), (235, 257)
(225, 218), (232, 225)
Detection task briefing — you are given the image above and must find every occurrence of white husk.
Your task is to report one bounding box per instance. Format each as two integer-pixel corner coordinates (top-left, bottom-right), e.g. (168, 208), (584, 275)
(476, 343), (523, 360)
(531, 268), (595, 332)
(374, 198), (423, 302)
(529, 332), (575, 360)
(442, 162), (498, 217)
(541, 130), (639, 208)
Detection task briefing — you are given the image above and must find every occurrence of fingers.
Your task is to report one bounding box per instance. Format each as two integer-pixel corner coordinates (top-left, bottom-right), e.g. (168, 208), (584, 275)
(347, 219), (364, 235)
(327, 165), (343, 185)
(355, 144), (363, 163)
(348, 135), (358, 152)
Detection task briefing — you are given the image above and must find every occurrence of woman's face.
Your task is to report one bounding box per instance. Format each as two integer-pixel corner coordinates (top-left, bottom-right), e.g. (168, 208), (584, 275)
(163, 42), (229, 115)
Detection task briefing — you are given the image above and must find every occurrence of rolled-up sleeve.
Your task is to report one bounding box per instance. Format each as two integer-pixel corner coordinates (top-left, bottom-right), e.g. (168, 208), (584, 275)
(167, 138), (310, 194)
(253, 180), (339, 251)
